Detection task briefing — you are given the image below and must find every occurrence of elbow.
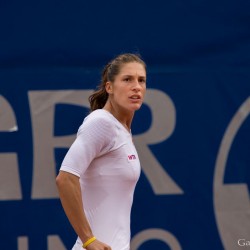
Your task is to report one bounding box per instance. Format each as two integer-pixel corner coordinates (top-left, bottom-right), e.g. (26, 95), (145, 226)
(56, 171), (79, 190)
(55, 172), (65, 189)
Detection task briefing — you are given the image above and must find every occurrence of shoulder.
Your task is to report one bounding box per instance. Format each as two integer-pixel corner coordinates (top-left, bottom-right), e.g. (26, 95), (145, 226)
(84, 109), (115, 126)
(77, 109), (116, 135)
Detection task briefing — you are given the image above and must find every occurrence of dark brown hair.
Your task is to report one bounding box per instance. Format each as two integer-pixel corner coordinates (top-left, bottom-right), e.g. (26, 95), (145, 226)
(88, 53), (146, 111)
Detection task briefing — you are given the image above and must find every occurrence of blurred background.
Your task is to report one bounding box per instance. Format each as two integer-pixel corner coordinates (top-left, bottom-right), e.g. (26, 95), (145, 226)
(0, 0), (249, 249)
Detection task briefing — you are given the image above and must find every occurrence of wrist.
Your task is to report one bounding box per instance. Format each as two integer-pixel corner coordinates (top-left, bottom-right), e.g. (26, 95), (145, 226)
(82, 236), (96, 249)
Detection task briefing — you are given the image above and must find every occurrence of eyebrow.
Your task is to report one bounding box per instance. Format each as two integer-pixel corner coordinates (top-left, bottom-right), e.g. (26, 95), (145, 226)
(122, 74), (146, 78)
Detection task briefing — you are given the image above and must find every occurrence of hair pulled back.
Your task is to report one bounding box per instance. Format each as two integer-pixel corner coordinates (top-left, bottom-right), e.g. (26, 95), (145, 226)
(88, 53), (146, 111)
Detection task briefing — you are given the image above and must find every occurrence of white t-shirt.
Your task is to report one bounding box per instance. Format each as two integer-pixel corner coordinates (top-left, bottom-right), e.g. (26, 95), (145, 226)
(60, 109), (141, 250)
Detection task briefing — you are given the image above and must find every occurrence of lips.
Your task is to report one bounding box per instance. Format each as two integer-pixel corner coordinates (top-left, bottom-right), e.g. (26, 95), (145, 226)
(129, 94), (141, 100)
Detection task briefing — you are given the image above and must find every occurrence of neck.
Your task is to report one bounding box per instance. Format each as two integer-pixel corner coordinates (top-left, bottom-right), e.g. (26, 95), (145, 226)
(103, 101), (134, 132)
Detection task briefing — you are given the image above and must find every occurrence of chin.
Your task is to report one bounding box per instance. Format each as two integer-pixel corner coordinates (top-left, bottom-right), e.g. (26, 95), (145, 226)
(130, 104), (142, 111)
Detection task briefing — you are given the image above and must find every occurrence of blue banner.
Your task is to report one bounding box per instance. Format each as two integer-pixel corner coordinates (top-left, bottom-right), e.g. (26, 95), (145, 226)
(1, 69), (249, 249)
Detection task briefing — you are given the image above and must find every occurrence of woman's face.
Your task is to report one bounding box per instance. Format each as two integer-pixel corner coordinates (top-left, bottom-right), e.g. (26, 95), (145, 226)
(106, 62), (146, 113)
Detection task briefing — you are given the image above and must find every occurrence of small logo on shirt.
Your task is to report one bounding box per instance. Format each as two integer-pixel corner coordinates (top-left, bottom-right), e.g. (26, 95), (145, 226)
(128, 154), (136, 161)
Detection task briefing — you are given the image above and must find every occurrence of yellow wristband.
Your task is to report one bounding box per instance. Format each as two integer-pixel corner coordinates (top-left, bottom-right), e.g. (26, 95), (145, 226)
(82, 236), (96, 248)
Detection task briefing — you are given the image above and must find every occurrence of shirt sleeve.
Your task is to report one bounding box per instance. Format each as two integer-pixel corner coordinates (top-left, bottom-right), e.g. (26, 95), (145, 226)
(60, 114), (116, 177)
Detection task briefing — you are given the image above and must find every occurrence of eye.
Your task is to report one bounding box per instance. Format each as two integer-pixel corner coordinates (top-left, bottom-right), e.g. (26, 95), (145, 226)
(139, 78), (146, 83)
(123, 77), (130, 82)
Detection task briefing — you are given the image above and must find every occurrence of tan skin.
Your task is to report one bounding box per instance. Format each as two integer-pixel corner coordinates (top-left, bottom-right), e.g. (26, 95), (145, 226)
(56, 62), (146, 250)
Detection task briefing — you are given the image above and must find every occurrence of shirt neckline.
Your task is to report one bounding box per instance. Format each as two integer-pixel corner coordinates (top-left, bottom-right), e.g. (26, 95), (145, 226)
(100, 109), (132, 136)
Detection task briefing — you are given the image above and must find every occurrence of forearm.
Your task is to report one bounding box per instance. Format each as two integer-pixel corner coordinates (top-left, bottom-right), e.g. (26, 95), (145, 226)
(56, 171), (93, 243)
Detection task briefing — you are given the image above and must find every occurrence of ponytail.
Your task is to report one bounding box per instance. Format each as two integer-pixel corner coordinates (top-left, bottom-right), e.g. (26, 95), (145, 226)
(88, 63), (110, 111)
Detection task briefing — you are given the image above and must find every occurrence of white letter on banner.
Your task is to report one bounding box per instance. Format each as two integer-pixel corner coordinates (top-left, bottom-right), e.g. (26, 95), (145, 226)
(17, 237), (28, 250)
(28, 90), (93, 199)
(131, 228), (182, 250)
(0, 95), (22, 200)
(134, 89), (183, 195)
(213, 97), (250, 249)
(47, 235), (67, 250)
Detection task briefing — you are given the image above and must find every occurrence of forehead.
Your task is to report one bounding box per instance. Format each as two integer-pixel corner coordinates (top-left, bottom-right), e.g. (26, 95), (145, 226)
(118, 62), (146, 77)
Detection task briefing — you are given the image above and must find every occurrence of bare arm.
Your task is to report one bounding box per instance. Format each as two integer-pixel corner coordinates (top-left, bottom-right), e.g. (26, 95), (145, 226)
(56, 171), (111, 250)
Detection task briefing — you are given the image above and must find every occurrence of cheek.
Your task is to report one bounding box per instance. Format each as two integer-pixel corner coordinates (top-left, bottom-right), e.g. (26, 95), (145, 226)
(112, 90), (127, 102)
(142, 86), (146, 96)
(113, 86), (128, 97)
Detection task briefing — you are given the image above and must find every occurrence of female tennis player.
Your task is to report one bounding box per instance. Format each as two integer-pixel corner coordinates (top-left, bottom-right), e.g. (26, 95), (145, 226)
(56, 53), (147, 250)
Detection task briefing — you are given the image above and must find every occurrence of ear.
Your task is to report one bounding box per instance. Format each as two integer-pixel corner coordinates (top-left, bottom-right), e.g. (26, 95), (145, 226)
(105, 81), (113, 94)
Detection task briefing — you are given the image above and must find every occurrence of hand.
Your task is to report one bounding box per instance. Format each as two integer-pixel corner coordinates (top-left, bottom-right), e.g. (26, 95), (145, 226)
(85, 239), (112, 250)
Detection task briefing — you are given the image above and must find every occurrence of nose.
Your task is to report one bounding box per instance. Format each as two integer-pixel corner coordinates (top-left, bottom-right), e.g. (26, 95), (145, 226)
(132, 80), (142, 92)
